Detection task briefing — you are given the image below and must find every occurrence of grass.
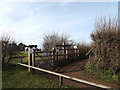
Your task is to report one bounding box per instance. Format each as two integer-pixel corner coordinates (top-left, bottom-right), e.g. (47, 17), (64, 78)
(93, 69), (120, 82)
(2, 65), (69, 88)
(85, 62), (120, 83)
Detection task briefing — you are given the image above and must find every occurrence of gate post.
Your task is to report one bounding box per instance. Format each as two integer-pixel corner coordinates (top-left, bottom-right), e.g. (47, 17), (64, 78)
(26, 45), (37, 73)
(28, 47), (31, 72)
(62, 42), (66, 60)
(28, 47), (34, 73)
(31, 49), (35, 74)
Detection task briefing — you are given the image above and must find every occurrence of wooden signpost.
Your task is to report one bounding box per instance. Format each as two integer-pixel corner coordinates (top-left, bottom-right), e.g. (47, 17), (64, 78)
(25, 45), (37, 73)
(56, 42), (71, 60)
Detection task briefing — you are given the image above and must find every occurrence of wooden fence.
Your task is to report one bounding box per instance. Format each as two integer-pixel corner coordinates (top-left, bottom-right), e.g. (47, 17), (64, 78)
(26, 43), (91, 72)
(17, 63), (111, 89)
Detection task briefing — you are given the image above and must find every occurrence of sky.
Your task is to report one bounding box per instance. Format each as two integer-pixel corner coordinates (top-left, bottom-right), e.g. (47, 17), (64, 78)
(0, 2), (118, 48)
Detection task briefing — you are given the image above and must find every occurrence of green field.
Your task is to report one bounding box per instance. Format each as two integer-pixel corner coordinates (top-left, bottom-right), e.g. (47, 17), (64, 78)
(2, 65), (68, 88)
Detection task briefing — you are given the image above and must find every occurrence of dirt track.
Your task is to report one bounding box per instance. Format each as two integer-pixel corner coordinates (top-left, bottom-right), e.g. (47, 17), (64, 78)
(54, 59), (119, 88)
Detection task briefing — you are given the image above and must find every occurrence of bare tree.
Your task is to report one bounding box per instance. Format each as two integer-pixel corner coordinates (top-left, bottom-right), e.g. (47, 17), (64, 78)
(1, 33), (11, 65)
(42, 32), (74, 50)
(0, 33), (20, 66)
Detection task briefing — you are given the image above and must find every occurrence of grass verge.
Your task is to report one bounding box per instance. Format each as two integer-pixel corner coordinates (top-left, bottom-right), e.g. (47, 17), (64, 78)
(2, 65), (68, 88)
(85, 61), (120, 83)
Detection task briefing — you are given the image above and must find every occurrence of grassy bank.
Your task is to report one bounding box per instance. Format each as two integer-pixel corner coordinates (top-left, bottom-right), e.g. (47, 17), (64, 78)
(2, 65), (68, 88)
(85, 61), (120, 83)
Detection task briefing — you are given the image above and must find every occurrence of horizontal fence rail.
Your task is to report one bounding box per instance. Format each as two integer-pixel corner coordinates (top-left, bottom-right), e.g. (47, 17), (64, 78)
(35, 54), (66, 57)
(34, 51), (53, 53)
(17, 63), (111, 89)
(35, 54), (80, 57)
(35, 58), (54, 61)
(11, 56), (27, 58)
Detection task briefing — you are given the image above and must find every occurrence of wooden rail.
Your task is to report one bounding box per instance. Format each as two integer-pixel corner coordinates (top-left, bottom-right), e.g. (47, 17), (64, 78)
(11, 56), (27, 58)
(17, 63), (111, 89)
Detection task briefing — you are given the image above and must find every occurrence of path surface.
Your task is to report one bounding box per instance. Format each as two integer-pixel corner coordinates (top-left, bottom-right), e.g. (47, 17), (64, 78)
(54, 59), (119, 88)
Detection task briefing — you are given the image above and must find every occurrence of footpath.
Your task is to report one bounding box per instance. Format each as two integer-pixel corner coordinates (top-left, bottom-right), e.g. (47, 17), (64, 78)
(55, 59), (119, 88)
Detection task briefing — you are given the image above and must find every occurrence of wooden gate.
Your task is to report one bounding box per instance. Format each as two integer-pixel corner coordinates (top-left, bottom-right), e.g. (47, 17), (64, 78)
(34, 49), (55, 69)
(26, 43), (72, 71)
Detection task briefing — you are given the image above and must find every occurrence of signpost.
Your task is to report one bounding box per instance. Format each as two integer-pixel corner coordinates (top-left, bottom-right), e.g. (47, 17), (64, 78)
(25, 45), (37, 73)
(56, 42), (71, 60)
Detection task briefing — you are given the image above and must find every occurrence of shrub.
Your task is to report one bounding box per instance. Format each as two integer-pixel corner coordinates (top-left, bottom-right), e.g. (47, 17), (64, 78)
(85, 16), (120, 78)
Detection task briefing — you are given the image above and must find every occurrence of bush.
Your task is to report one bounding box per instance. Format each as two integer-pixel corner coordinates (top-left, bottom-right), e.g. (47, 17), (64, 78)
(85, 16), (120, 82)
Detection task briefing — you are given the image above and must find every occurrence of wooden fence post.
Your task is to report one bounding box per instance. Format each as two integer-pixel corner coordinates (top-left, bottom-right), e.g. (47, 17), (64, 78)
(28, 47), (33, 73)
(52, 48), (55, 67)
(77, 49), (79, 60)
(62, 42), (64, 58)
(59, 76), (63, 87)
(32, 49), (35, 74)
(66, 48), (68, 60)
(62, 42), (67, 60)
(52, 49), (53, 66)
(64, 47), (66, 60)
(75, 48), (77, 59)
(56, 48), (59, 61)
(53, 48), (56, 67)
(28, 47), (31, 72)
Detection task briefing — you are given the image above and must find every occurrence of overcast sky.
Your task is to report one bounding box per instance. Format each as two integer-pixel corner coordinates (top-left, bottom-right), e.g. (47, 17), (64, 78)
(0, 2), (118, 48)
